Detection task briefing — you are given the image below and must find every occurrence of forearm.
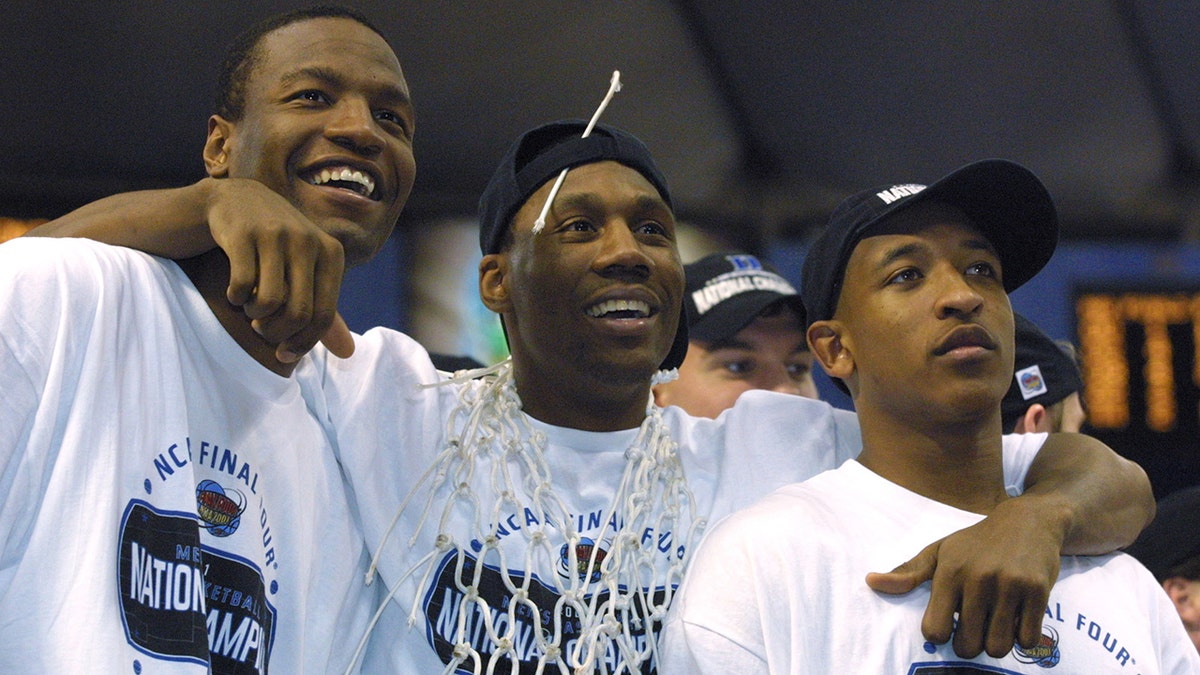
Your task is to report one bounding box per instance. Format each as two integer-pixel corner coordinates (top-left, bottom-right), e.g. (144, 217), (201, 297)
(26, 178), (221, 258)
(1021, 431), (1154, 555)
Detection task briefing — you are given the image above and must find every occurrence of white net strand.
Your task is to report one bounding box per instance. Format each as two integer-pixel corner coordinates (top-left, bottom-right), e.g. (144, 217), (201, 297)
(532, 71), (623, 235)
(351, 359), (701, 673)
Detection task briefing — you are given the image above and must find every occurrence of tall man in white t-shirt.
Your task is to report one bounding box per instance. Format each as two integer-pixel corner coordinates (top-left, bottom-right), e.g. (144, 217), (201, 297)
(33, 119), (1153, 671)
(2, 7), (414, 673)
(661, 159), (1196, 673)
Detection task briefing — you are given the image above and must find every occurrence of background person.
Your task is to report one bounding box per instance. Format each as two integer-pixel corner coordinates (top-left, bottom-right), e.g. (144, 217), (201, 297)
(653, 251), (817, 418)
(1127, 485), (1200, 654)
(1002, 312), (1086, 433)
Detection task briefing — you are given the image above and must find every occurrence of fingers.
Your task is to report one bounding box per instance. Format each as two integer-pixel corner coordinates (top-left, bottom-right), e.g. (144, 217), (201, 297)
(316, 313), (356, 359)
(208, 178), (346, 359)
(224, 236), (259, 308)
(255, 253), (344, 362)
(921, 559), (1053, 659)
(1015, 585), (1049, 650)
(273, 251), (346, 361)
(865, 540), (939, 595)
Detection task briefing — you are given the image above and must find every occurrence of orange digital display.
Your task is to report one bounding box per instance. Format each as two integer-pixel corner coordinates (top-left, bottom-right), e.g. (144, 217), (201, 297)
(1076, 291), (1200, 432)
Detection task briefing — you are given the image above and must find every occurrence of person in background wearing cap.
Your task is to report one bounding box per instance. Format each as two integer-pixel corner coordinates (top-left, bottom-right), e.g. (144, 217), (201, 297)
(660, 159), (1192, 673)
(653, 251), (817, 418)
(1002, 312), (1087, 433)
(1128, 485), (1200, 654)
(40, 121), (1154, 672)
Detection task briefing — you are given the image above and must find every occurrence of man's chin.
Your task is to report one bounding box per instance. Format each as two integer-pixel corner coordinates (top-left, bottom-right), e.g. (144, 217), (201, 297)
(315, 216), (394, 266)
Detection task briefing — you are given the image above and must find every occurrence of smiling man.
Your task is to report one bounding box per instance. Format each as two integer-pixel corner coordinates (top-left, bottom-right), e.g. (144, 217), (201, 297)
(661, 160), (1197, 673)
(1, 7), (413, 673)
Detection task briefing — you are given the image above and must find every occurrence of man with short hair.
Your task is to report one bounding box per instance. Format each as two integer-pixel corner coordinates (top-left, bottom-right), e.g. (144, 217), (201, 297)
(1002, 312), (1087, 433)
(661, 159), (1194, 672)
(653, 251), (817, 418)
(2, 7), (414, 672)
(36, 120), (1153, 672)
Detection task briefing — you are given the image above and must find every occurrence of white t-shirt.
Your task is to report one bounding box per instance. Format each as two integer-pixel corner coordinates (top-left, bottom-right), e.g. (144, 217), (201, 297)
(0, 238), (377, 674)
(660, 459), (1200, 674)
(298, 326), (1044, 673)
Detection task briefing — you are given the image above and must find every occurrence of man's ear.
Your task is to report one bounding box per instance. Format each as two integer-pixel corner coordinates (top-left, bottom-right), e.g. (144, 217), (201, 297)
(479, 253), (511, 313)
(1162, 577), (1193, 611)
(808, 320), (854, 380)
(1014, 404), (1049, 433)
(204, 115), (234, 177)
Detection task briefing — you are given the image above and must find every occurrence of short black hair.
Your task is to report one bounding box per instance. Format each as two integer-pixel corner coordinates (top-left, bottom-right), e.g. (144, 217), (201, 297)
(214, 5), (386, 121)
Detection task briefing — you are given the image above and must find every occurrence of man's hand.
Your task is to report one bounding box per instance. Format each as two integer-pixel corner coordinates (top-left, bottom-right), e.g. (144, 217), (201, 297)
(204, 179), (348, 362)
(865, 496), (1062, 658)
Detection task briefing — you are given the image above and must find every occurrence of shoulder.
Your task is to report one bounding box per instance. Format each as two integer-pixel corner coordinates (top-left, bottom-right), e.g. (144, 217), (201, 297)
(707, 474), (848, 546)
(1, 237), (167, 286)
(1, 238), (175, 324)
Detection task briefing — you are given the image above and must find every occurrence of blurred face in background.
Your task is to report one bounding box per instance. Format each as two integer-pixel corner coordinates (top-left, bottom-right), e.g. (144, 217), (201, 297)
(654, 303), (816, 418)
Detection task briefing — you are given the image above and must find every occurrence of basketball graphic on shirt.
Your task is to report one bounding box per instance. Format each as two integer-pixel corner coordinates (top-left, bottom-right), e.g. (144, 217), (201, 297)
(195, 480), (246, 537)
(558, 537), (608, 583)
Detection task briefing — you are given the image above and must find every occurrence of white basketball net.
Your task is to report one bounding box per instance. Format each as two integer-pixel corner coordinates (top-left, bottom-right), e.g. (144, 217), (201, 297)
(353, 359), (704, 674)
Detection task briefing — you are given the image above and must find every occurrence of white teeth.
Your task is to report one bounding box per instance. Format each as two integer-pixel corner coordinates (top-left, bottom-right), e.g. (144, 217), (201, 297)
(587, 299), (651, 318)
(309, 166), (376, 197)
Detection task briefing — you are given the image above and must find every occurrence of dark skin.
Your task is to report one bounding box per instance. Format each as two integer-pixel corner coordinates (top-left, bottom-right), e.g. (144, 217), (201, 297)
(30, 167), (1153, 656)
(479, 161), (683, 431)
(810, 203), (1137, 657)
(31, 17), (416, 372)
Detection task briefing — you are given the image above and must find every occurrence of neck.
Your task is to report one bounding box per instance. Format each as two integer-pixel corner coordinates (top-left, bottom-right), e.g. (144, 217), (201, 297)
(854, 402), (1008, 514)
(177, 250), (296, 377)
(510, 357), (651, 431)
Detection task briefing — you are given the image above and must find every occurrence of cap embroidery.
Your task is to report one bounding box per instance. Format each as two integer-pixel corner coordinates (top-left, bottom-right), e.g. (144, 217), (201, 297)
(876, 183), (926, 205)
(691, 271), (797, 315)
(1016, 364), (1048, 400)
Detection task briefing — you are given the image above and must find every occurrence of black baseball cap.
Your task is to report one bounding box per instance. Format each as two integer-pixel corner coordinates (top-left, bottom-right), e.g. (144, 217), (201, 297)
(478, 119), (673, 256)
(801, 159), (1059, 329)
(1000, 313), (1083, 429)
(476, 119), (688, 370)
(684, 252), (805, 345)
(1126, 485), (1200, 581)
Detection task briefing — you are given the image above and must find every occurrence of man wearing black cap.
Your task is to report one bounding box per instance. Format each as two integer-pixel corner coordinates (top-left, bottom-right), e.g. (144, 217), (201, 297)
(42, 125), (1155, 672)
(1002, 312), (1086, 433)
(662, 160), (1194, 672)
(1128, 485), (1200, 654)
(653, 251), (817, 419)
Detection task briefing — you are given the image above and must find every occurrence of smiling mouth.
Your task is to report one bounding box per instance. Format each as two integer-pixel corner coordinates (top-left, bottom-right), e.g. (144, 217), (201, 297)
(586, 299), (651, 319)
(305, 165), (379, 200)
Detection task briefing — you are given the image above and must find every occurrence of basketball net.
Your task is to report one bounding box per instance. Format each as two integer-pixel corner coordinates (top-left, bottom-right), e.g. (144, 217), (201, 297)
(349, 359), (704, 674)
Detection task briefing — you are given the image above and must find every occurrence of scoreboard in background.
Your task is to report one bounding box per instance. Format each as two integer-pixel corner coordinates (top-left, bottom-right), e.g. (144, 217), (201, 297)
(1075, 287), (1200, 497)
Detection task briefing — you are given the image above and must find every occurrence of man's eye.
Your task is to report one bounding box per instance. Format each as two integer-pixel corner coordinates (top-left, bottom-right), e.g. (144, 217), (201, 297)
(564, 219), (596, 232)
(787, 362), (811, 377)
(724, 361), (752, 375)
(636, 221), (668, 237)
(887, 268), (922, 284)
(966, 261), (997, 277)
(375, 109), (410, 133)
(296, 90), (329, 104)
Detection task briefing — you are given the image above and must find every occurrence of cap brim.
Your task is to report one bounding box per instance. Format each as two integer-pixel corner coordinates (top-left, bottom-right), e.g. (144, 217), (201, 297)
(893, 159), (1059, 292)
(690, 292), (805, 344)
